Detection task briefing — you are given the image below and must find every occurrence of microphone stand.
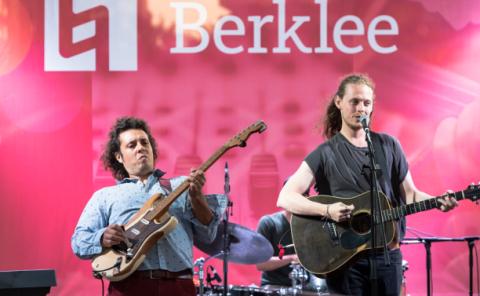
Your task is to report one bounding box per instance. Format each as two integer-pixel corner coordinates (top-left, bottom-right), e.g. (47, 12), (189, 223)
(362, 119), (390, 296)
(194, 258), (205, 296)
(402, 236), (480, 296)
(222, 162), (232, 296)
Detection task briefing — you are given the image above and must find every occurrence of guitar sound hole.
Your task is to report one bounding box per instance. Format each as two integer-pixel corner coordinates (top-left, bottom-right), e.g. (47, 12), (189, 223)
(351, 212), (371, 235)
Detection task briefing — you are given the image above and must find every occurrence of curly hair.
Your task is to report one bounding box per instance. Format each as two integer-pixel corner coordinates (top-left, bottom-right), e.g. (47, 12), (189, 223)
(323, 73), (375, 139)
(101, 116), (158, 180)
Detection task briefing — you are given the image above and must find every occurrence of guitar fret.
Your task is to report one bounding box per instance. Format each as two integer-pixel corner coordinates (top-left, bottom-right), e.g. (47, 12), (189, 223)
(425, 200), (431, 210)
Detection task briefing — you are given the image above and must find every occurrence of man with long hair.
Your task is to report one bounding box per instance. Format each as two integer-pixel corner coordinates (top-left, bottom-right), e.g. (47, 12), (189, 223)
(277, 74), (457, 295)
(72, 117), (226, 296)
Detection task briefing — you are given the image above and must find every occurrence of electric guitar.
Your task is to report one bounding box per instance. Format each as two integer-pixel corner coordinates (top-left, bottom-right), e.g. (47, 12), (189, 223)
(91, 120), (267, 281)
(291, 184), (480, 276)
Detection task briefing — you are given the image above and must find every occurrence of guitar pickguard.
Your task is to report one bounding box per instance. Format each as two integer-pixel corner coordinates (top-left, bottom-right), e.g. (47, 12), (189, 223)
(326, 221), (339, 245)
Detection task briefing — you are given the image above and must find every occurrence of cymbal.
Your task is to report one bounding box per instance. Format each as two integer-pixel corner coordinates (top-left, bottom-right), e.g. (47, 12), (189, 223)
(194, 222), (273, 264)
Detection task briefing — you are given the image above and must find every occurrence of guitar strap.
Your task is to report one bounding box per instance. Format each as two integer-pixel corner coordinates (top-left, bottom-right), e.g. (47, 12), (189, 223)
(158, 178), (172, 194)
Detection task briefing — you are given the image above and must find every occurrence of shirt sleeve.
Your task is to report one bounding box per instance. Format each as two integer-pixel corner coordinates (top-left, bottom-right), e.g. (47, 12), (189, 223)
(390, 136), (409, 183)
(256, 215), (274, 244)
(304, 145), (322, 177)
(71, 191), (108, 259)
(186, 193), (227, 243)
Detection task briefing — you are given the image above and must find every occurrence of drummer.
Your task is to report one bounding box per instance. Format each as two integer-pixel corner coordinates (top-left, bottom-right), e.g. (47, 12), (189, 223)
(256, 183), (327, 293)
(256, 208), (299, 288)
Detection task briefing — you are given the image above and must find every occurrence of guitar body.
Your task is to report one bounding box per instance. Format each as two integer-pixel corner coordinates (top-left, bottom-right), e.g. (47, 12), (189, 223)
(291, 191), (396, 276)
(92, 194), (178, 281)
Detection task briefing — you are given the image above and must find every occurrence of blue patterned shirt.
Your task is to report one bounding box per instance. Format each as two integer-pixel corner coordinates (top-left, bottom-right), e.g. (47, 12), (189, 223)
(71, 170), (227, 271)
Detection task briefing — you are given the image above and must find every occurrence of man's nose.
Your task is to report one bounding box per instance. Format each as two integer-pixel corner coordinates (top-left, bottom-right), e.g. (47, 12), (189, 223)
(135, 144), (145, 152)
(356, 104), (366, 113)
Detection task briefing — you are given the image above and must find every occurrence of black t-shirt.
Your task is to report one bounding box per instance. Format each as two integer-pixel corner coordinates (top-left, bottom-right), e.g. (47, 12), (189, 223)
(304, 132), (409, 238)
(256, 212), (295, 286)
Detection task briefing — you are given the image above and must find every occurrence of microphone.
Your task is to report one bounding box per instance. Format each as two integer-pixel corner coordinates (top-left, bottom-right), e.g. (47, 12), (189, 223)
(358, 114), (370, 131)
(224, 162), (230, 194)
(208, 265), (222, 283)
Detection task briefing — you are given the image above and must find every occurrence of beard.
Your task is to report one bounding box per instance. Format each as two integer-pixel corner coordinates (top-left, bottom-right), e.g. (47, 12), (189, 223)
(344, 119), (363, 131)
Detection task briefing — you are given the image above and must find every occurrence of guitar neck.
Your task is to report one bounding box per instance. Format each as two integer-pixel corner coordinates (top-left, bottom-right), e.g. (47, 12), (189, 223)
(377, 190), (467, 223)
(146, 145), (230, 220)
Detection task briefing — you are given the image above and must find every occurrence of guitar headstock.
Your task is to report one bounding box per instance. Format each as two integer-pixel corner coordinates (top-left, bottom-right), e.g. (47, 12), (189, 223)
(464, 183), (480, 202)
(225, 120), (267, 149)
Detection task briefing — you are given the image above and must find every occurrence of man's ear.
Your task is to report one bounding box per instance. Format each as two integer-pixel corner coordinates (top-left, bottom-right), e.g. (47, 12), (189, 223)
(334, 95), (342, 109)
(115, 152), (123, 164)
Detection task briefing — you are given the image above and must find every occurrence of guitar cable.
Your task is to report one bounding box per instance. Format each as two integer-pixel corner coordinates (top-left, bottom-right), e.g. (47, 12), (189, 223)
(100, 277), (105, 296)
(93, 257), (122, 296)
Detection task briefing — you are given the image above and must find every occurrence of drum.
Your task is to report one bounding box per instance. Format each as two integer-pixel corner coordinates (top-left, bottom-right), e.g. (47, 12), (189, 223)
(198, 285), (275, 296)
(230, 285), (273, 296)
(267, 286), (327, 296)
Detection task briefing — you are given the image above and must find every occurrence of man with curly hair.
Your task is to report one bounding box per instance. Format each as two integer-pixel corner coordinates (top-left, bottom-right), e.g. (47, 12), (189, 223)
(72, 117), (226, 296)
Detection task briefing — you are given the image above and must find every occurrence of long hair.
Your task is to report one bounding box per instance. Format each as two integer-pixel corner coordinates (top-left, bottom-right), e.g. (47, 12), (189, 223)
(101, 116), (158, 180)
(323, 74), (375, 139)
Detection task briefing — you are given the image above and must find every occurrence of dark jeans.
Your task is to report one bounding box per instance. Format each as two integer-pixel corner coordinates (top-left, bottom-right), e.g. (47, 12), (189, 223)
(326, 249), (403, 296)
(108, 277), (195, 296)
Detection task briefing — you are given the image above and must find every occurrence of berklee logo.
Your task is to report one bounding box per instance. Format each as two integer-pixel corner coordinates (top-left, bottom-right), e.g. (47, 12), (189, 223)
(44, 0), (399, 72)
(44, 0), (137, 71)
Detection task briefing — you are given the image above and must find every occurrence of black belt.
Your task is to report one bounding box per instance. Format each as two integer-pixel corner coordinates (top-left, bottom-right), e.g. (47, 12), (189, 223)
(132, 269), (193, 280)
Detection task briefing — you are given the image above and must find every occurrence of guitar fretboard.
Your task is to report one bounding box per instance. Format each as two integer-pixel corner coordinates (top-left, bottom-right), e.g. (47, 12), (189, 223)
(375, 190), (466, 223)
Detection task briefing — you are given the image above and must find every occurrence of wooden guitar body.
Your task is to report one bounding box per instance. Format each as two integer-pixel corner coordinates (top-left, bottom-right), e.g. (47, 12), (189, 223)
(291, 192), (395, 275)
(92, 195), (178, 281)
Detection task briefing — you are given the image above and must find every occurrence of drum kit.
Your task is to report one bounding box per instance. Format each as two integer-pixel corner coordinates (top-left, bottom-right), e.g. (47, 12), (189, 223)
(193, 221), (328, 296)
(194, 164), (327, 295)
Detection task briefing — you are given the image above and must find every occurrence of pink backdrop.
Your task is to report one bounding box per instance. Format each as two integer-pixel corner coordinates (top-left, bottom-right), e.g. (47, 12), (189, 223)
(1, 0), (479, 295)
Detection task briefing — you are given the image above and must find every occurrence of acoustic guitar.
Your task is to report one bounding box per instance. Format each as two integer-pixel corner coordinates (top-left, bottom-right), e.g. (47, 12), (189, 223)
(291, 184), (480, 275)
(91, 120), (267, 281)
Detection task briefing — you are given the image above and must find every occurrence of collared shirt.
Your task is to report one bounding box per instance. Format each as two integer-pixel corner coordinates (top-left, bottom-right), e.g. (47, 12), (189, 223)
(71, 170), (227, 271)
